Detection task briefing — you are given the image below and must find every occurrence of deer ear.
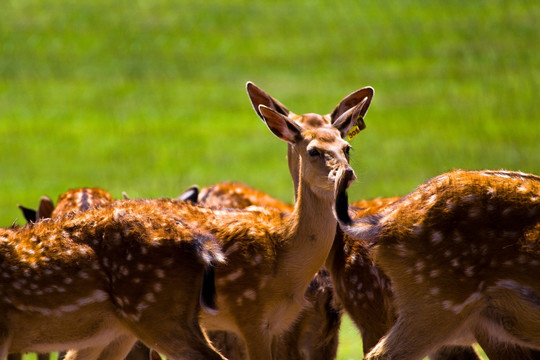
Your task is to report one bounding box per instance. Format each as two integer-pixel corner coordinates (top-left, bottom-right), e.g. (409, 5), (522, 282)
(259, 105), (302, 144)
(36, 196), (55, 220)
(178, 185), (199, 203)
(330, 86), (374, 134)
(332, 98), (371, 139)
(18, 204), (37, 223)
(246, 81), (292, 121)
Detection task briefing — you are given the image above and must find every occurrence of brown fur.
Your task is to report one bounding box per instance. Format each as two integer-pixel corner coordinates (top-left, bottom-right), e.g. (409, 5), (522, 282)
(52, 188), (114, 218)
(16, 188), (153, 360)
(193, 182), (342, 359)
(337, 169), (540, 359)
(0, 199), (225, 360)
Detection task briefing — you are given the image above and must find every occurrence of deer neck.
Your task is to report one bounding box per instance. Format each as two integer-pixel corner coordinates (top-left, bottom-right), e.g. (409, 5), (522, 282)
(281, 168), (337, 283)
(287, 144), (300, 200)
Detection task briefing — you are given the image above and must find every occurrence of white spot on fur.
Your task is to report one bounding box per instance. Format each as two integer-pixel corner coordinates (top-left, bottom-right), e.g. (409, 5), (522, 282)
(431, 231), (443, 244)
(226, 269), (243, 281)
(442, 300), (453, 310)
(451, 292), (482, 314)
(144, 293), (156, 303)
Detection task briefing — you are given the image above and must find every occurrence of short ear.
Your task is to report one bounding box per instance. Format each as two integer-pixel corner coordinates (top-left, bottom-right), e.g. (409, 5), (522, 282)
(330, 86), (374, 126)
(246, 81), (292, 121)
(332, 100), (369, 139)
(36, 196), (55, 220)
(18, 204), (37, 223)
(178, 185), (199, 203)
(259, 105), (302, 144)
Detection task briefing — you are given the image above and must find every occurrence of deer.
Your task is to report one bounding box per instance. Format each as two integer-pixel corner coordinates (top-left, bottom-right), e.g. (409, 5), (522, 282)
(335, 169), (540, 360)
(18, 187), (115, 223)
(16, 188), (152, 360)
(1, 198), (226, 360)
(135, 82), (363, 360)
(246, 81), (484, 359)
(177, 182), (343, 360)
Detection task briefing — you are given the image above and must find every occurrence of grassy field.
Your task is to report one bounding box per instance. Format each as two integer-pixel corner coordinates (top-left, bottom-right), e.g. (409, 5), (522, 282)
(2, 0), (539, 358)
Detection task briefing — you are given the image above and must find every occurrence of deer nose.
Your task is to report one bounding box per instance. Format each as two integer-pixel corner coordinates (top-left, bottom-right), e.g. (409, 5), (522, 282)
(344, 167), (356, 187)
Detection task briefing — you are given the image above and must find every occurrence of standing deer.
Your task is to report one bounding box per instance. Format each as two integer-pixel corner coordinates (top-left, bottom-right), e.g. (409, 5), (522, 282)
(141, 83), (363, 360)
(180, 182), (343, 360)
(246, 82), (483, 359)
(1, 199), (226, 360)
(17, 188), (152, 360)
(336, 169), (540, 359)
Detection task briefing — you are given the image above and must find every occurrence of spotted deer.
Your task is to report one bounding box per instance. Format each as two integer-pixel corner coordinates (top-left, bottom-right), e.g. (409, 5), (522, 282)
(336, 169), (540, 359)
(246, 82), (483, 359)
(0, 199), (226, 360)
(143, 85), (361, 360)
(17, 188), (152, 360)
(18, 187), (115, 223)
(180, 182), (343, 360)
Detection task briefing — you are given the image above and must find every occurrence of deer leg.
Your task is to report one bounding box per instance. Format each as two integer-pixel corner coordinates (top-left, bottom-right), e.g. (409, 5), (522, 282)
(129, 317), (226, 360)
(6, 355), (21, 360)
(475, 326), (540, 360)
(236, 326), (272, 360)
(96, 334), (137, 360)
(124, 342), (151, 360)
(365, 309), (468, 360)
(428, 345), (481, 360)
(63, 346), (107, 360)
(36, 353), (50, 360)
(0, 324), (12, 360)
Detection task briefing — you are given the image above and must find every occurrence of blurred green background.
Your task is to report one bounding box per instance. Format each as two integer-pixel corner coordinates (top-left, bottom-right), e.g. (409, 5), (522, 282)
(1, 0), (538, 358)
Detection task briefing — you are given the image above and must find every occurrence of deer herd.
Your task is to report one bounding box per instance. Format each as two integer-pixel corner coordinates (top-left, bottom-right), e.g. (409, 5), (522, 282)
(1, 82), (539, 360)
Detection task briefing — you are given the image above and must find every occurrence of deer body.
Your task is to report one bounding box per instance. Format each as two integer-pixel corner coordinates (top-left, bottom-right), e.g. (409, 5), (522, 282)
(17, 188), (153, 360)
(1, 200), (225, 360)
(337, 169), (540, 359)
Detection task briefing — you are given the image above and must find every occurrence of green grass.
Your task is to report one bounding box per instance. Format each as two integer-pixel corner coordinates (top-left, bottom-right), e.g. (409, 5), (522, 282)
(2, 0), (539, 358)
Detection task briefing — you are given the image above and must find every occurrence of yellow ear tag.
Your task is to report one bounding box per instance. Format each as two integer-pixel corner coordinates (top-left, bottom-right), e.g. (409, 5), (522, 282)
(346, 115), (365, 141)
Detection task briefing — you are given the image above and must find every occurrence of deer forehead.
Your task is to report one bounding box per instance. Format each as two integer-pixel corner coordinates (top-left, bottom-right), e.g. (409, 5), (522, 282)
(303, 127), (344, 146)
(291, 113), (331, 128)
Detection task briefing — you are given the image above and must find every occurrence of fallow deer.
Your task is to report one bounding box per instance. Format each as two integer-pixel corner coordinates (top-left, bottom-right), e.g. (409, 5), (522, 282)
(246, 82), (483, 359)
(0, 199), (226, 360)
(17, 188), (152, 360)
(18, 187), (115, 223)
(181, 182), (343, 360)
(141, 84), (362, 360)
(336, 169), (540, 359)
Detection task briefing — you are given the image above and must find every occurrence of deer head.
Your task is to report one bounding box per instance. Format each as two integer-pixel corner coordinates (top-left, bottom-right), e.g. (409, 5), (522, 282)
(18, 188), (114, 224)
(247, 81), (373, 197)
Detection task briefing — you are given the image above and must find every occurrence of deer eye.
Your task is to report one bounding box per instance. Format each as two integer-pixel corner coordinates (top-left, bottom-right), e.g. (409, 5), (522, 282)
(343, 146), (351, 157)
(308, 148), (320, 157)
